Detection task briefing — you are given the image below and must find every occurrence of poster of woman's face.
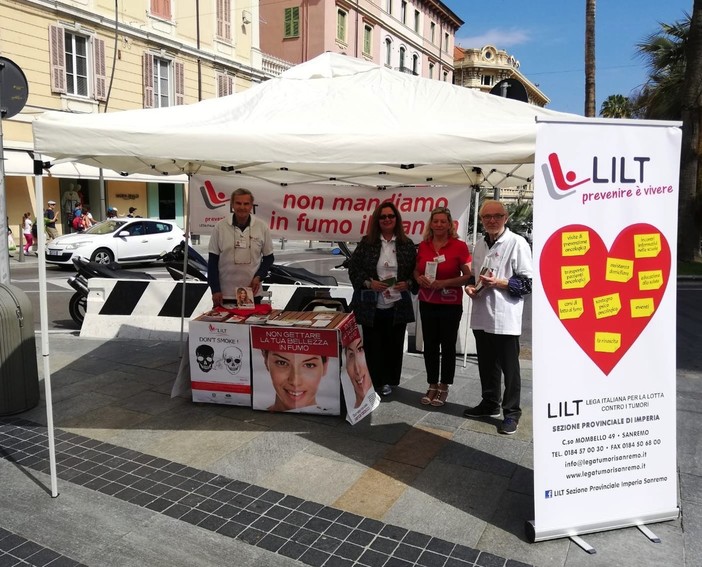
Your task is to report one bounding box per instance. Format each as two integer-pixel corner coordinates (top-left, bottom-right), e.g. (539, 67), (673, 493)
(340, 333), (380, 425)
(250, 326), (340, 415)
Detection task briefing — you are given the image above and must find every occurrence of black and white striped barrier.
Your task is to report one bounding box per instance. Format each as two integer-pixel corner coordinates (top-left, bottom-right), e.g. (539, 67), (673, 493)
(80, 280), (356, 341)
(81, 278), (211, 340)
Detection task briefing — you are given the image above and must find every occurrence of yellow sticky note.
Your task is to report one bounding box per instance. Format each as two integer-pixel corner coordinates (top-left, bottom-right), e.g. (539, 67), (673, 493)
(561, 231), (590, 257)
(638, 270), (663, 290)
(634, 233), (661, 258)
(594, 332), (621, 353)
(593, 293), (621, 319)
(561, 266), (590, 289)
(605, 257), (633, 282)
(558, 298), (584, 320)
(630, 298), (655, 318)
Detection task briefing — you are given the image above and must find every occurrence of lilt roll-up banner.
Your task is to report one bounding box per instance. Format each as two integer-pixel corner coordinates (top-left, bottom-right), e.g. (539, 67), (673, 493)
(190, 175), (471, 241)
(530, 118), (681, 542)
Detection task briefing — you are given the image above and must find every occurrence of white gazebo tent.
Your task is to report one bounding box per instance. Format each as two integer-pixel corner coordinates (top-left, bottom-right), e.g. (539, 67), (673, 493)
(31, 52), (581, 494)
(33, 53), (578, 188)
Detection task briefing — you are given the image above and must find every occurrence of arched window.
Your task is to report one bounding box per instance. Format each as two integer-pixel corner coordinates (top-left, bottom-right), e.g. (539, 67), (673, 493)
(399, 46), (406, 70)
(385, 38), (392, 66)
(412, 54), (419, 75)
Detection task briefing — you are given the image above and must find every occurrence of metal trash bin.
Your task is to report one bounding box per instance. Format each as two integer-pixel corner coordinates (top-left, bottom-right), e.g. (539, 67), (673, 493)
(0, 283), (39, 416)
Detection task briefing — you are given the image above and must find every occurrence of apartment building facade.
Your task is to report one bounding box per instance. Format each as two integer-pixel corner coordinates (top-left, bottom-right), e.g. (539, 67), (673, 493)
(259, 0), (463, 82)
(454, 45), (549, 107)
(1, 0), (278, 235)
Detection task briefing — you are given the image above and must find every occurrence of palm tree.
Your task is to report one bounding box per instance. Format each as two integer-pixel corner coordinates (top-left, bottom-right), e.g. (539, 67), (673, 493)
(635, 10), (702, 261)
(633, 15), (690, 120)
(599, 94), (632, 118)
(678, 1), (702, 261)
(584, 0), (596, 117)
(506, 202), (533, 243)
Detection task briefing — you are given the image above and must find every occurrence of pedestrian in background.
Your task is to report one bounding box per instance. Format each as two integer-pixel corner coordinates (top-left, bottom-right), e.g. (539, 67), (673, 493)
(82, 207), (94, 229)
(414, 206), (472, 407)
(463, 199), (532, 435)
(348, 202), (416, 397)
(22, 212), (34, 256)
(44, 200), (58, 241)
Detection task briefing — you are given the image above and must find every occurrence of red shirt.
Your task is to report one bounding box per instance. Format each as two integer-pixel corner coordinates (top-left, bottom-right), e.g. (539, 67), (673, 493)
(416, 237), (472, 305)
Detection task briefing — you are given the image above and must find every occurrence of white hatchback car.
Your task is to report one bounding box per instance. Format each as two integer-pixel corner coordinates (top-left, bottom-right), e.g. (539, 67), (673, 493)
(46, 218), (185, 266)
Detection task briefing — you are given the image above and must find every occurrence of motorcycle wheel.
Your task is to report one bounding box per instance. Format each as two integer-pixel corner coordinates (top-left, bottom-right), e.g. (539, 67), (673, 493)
(69, 292), (87, 327)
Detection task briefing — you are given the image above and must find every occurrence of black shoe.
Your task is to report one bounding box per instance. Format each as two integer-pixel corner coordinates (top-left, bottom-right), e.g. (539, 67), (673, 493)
(499, 417), (519, 435)
(380, 385), (392, 397)
(463, 404), (500, 418)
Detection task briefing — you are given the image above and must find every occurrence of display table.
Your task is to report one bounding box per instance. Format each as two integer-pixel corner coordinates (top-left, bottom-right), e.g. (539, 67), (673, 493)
(188, 310), (380, 423)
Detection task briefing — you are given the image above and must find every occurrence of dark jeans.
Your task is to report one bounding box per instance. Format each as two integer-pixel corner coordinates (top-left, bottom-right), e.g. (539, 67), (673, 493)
(363, 308), (407, 389)
(419, 301), (462, 385)
(473, 329), (522, 420)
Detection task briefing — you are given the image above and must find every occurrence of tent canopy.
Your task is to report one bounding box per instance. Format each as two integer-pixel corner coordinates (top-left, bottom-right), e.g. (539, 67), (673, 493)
(32, 52), (579, 188)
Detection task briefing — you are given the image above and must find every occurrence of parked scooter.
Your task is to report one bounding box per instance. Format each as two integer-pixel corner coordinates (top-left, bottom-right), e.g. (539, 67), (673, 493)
(67, 256), (155, 326)
(161, 240), (209, 282)
(163, 240), (340, 286)
(332, 241), (353, 269)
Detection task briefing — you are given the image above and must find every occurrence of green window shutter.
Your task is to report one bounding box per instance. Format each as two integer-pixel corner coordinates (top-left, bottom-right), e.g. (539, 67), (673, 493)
(337, 10), (346, 41)
(284, 7), (300, 38)
(292, 7), (299, 36)
(284, 8), (291, 37)
(363, 26), (371, 54)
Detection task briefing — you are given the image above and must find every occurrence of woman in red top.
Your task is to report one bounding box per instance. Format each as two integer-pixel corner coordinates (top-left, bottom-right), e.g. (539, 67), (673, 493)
(414, 207), (472, 407)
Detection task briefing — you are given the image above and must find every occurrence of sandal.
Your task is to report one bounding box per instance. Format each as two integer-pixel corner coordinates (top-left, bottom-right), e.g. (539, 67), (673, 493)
(420, 385), (439, 405)
(431, 384), (449, 407)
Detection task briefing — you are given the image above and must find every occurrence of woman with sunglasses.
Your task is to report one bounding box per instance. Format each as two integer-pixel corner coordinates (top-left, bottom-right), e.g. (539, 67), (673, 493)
(414, 206), (472, 407)
(348, 202), (417, 397)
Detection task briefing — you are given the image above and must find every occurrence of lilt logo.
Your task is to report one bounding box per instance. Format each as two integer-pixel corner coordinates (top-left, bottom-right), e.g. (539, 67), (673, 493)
(542, 153), (591, 200)
(200, 179), (229, 210)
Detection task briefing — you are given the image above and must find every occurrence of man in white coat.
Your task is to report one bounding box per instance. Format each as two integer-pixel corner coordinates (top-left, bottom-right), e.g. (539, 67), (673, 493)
(463, 200), (533, 435)
(208, 188), (274, 307)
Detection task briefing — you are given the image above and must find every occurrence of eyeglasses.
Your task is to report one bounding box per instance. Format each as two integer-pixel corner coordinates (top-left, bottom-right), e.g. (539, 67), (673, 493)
(431, 207), (451, 215)
(378, 214), (396, 220)
(481, 214), (506, 221)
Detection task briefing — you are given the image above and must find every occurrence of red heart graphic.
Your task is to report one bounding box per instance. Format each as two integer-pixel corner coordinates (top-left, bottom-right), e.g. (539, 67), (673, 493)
(540, 224), (670, 375)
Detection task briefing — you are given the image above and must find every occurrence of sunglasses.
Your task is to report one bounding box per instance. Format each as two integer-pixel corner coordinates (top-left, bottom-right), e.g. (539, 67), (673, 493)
(431, 207), (451, 215)
(378, 214), (396, 220)
(481, 214), (506, 221)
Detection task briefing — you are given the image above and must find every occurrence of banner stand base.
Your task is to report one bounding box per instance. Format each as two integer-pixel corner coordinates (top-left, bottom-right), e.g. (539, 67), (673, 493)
(525, 507), (678, 545)
(570, 535), (596, 554)
(637, 525), (661, 543)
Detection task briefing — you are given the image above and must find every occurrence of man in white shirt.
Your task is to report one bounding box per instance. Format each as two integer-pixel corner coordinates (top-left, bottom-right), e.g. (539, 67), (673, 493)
(463, 200), (533, 435)
(208, 188), (274, 306)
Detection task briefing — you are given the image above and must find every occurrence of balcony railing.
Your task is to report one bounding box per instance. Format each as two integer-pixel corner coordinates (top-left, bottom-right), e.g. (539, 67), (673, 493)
(262, 53), (294, 78)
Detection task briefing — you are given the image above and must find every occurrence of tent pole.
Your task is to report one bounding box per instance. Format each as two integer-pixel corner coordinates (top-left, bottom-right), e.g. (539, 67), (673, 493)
(463, 186), (480, 368)
(33, 157), (59, 498)
(178, 172), (193, 357)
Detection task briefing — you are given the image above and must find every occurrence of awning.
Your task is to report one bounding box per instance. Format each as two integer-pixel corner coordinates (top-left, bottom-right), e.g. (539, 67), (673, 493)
(2, 149), (186, 183)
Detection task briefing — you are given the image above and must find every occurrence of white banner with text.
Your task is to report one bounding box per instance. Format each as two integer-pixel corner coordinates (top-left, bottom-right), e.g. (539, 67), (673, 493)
(531, 119), (681, 541)
(190, 175), (472, 242)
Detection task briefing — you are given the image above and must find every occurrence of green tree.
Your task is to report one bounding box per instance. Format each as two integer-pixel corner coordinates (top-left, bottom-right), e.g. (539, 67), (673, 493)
(599, 94), (633, 118)
(585, 0), (596, 117)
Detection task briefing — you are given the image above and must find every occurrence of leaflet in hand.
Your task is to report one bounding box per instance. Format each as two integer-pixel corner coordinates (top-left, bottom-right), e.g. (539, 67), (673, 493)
(425, 262), (438, 283)
(473, 267), (492, 294)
